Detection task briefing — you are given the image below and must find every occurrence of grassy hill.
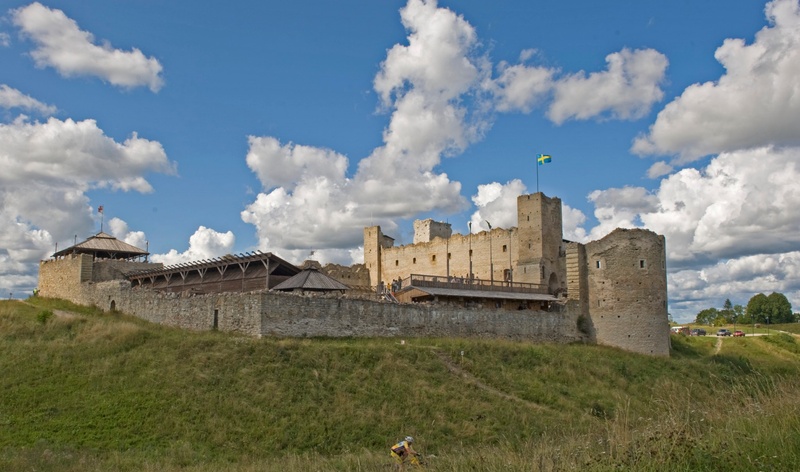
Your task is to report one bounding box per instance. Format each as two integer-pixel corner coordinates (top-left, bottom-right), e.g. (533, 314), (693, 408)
(2, 297), (799, 471)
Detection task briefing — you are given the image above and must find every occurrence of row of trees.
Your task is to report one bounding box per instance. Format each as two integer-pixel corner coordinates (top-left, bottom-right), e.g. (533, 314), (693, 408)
(694, 292), (798, 326)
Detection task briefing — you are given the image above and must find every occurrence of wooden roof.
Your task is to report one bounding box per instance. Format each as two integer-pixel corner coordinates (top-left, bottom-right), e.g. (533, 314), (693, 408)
(272, 267), (350, 292)
(126, 250), (301, 295)
(52, 232), (149, 260)
(127, 251), (299, 280)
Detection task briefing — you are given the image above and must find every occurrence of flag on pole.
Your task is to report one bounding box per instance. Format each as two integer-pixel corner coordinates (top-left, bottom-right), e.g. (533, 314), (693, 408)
(486, 220), (492, 230)
(537, 154), (551, 165)
(98, 205), (104, 213)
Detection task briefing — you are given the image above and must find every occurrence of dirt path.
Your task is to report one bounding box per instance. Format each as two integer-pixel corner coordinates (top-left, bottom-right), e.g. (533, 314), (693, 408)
(433, 351), (552, 412)
(19, 300), (79, 319)
(713, 337), (722, 355)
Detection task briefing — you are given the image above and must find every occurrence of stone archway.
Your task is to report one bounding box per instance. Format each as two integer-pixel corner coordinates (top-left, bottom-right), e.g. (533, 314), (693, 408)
(109, 300), (116, 312)
(548, 272), (559, 294)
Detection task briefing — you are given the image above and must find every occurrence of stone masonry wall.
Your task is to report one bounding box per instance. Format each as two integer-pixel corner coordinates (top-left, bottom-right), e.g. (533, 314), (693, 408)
(51, 278), (581, 344)
(260, 291), (579, 342)
(38, 254), (92, 301)
(79, 281), (263, 336)
(376, 228), (521, 287)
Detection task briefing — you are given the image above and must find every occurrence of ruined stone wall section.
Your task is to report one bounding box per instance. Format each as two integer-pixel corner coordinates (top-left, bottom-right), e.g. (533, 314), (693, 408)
(377, 229), (520, 286)
(413, 219), (452, 244)
(58, 280), (582, 344)
(79, 281), (263, 336)
(585, 228), (670, 356)
(320, 263), (372, 288)
(38, 254), (93, 301)
(260, 291), (580, 342)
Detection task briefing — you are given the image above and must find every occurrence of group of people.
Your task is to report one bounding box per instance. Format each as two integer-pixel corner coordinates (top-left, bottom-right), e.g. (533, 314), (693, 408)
(389, 278), (404, 293)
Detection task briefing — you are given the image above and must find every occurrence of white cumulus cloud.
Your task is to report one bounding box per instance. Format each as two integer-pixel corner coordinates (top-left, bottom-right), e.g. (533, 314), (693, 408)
(490, 61), (555, 113)
(548, 48), (668, 124)
(12, 2), (164, 91)
(150, 226), (236, 266)
(0, 116), (175, 296)
(575, 145), (800, 321)
(468, 180), (527, 232)
(632, 0), (800, 162)
(242, 0), (488, 261)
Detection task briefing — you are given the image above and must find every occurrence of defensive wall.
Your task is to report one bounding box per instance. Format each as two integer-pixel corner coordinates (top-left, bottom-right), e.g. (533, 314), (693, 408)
(46, 276), (581, 343)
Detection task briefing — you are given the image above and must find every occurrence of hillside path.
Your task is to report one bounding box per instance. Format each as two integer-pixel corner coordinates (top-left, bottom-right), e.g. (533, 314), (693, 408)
(433, 351), (553, 413)
(713, 337), (722, 355)
(19, 300), (78, 319)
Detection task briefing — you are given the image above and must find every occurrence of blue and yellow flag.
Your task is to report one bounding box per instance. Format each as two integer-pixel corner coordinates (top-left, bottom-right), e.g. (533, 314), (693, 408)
(537, 154), (552, 166)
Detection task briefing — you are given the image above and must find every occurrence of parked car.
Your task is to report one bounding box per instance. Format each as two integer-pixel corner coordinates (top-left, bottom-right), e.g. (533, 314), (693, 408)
(733, 330), (745, 337)
(690, 328), (707, 336)
(717, 329), (732, 336)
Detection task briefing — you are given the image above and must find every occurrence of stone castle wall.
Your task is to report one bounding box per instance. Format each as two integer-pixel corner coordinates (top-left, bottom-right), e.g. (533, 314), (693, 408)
(38, 254), (92, 301)
(373, 229), (523, 287)
(48, 278), (582, 344)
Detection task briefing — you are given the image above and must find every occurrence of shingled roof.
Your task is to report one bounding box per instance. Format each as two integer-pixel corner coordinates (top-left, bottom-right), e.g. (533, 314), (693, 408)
(271, 267), (350, 292)
(52, 232), (149, 260)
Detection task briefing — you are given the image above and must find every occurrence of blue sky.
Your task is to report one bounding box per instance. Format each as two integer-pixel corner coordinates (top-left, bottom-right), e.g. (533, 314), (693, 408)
(2, 0), (799, 322)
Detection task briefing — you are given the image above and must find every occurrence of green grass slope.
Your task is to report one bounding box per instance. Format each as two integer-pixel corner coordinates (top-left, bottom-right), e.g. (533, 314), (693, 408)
(1, 298), (799, 471)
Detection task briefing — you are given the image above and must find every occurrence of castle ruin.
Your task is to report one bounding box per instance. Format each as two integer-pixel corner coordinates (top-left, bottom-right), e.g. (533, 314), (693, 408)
(38, 192), (670, 356)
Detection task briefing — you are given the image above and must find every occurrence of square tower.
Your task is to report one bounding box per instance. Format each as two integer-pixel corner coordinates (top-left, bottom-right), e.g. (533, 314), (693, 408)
(515, 193), (563, 289)
(413, 219), (452, 244)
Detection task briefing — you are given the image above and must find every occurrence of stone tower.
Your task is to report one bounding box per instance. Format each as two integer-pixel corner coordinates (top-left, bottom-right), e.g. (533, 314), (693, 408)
(413, 219), (452, 244)
(584, 228), (669, 356)
(363, 225), (395, 287)
(515, 193), (564, 292)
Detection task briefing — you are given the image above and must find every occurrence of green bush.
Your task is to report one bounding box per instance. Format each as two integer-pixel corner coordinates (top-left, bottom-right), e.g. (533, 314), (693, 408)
(36, 309), (54, 324)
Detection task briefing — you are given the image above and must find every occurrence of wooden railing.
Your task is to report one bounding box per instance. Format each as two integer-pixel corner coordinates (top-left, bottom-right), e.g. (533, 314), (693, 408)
(401, 274), (549, 294)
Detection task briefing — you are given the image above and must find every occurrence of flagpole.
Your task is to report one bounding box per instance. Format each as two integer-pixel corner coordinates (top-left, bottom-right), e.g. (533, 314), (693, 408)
(536, 160), (540, 193)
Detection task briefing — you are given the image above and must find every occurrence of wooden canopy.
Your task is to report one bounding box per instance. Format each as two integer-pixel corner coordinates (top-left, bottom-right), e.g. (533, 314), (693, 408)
(127, 251), (300, 294)
(272, 267), (350, 292)
(52, 232), (149, 261)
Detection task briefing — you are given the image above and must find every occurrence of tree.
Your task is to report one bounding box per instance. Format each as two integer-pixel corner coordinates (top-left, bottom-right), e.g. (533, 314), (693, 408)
(695, 308), (719, 326)
(745, 292), (793, 324)
(719, 299), (735, 324)
(766, 292), (793, 324)
(746, 293), (769, 324)
(734, 304), (746, 324)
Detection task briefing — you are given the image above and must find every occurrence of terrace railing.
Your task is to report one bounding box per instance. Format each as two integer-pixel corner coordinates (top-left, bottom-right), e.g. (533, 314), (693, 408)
(401, 273), (549, 295)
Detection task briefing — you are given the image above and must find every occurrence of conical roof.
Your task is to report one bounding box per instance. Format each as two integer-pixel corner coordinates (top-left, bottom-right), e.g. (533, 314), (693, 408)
(52, 232), (148, 260)
(272, 267), (350, 291)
